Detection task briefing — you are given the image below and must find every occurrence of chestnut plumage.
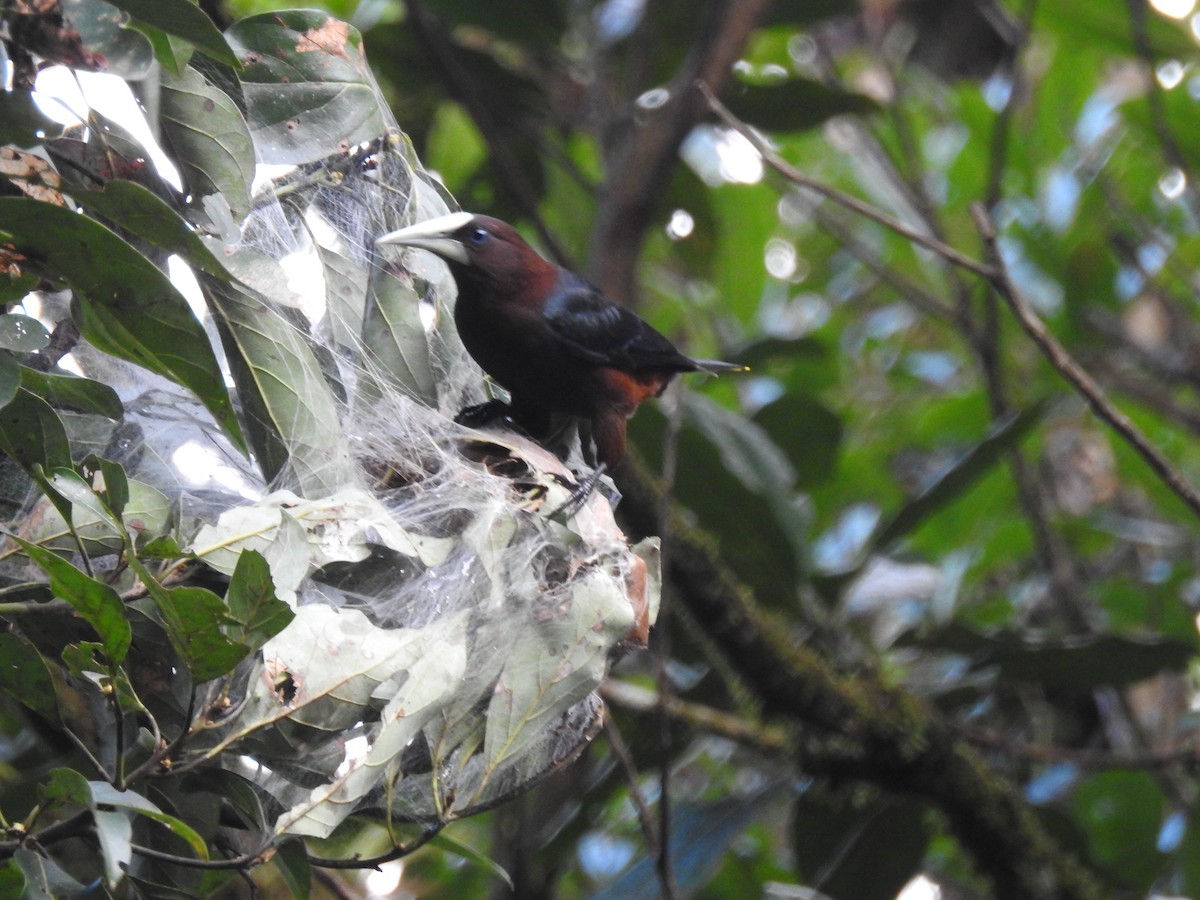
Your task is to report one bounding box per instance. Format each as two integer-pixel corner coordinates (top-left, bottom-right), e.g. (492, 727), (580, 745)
(377, 212), (744, 467)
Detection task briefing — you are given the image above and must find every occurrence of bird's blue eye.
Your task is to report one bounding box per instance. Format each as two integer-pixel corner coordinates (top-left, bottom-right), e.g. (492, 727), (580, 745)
(468, 227), (489, 245)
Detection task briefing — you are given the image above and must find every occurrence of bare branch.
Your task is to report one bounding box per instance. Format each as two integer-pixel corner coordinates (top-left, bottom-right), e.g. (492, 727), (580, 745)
(699, 81), (996, 281)
(971, 202), (1200, 522)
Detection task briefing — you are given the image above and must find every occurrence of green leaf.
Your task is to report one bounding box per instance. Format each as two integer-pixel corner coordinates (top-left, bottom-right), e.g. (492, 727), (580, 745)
(724, 76), (880, 133)
(0, 861), (24, 898)
(10, 535), (132, 662)
(425, 102), (488, 193)
(0, 313), (49, 351)
(872, 403), (1045, 550)
(46, 466), (125, 541)
(225, 11), (387, 165)
(0, 388), (72, 473)
(0, 352), (18, 409)
(225, 549), (294, 652)
(73, 179), (238, 280)
(20, 367), (124, 419)
(200, 272), (348, 493)
(133, 21), (195, 74)
(0, 197), (244, 454)
(431, 831), (513, 890)
(140, 535), (188, 559)
(361, 263), (438, 407)
(129, 557), (249, 682)
(104, 0), (238, 67)
(78, 455), (129, 518)
(40, 766), (91, 807)
(0, 631), (61, 722)
(0, 90), (62, 145)
(160, 66), (256, 222)
(274, 838), (312, 900)
(62, 641), (146, 714)
(89, 782), (210, 861)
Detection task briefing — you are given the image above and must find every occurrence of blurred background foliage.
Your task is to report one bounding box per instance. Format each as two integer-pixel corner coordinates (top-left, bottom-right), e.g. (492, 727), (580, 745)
(6, 0), (1200, 897)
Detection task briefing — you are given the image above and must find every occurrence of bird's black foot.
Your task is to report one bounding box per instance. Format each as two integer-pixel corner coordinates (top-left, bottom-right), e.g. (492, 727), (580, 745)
(548, 463), (609, 520)
(455, 399), (514, 429)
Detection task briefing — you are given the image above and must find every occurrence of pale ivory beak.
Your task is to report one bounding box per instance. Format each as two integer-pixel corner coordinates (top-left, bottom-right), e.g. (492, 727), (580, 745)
(375, 211), (475, 264)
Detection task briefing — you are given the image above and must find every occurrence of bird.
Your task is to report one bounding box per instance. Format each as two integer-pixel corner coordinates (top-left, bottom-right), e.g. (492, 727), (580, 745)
(376, 212), (744, 468)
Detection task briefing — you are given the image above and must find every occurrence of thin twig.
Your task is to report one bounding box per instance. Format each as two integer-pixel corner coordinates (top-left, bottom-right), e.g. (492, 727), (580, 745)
(307, 827), (441, 870)
(129, 840), (273, 870)
(962, 725), (1200, 770)
(124, 688), (197, 786)
(602, 716), (666, 871)
(971, 202), (1200, 522)
(601, 679), (789, 754)
(698, 81), (996, 281)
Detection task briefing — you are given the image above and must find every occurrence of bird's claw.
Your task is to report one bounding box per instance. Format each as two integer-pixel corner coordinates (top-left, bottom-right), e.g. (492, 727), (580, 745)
(548, 463), (609, 520)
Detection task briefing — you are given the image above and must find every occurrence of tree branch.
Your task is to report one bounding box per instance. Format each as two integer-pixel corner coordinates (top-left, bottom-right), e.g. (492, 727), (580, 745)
(971, 202), (1200, 522)
(586, 0), (772, 303)
(613, 454), (1106, 900)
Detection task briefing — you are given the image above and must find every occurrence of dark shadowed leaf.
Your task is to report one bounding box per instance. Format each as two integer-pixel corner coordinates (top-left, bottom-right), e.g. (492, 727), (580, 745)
(0, 388), (72, 473)
(764, 0), (856, 26)
(913, 625), (1195, 688)
(0, 352), (17, 409)
(753, 392), (842, 489)
(104, 0), (237, 67)
(10, 535), (131, 662)
(274, 838), (313, 900)
(793, 796), (930, 900)
(0, 90), (62, 146)
(724, 77), (879, 134)
(20, 367), (124, 419)
(629, 403), (801, 609)
(0, 631), (60, 722)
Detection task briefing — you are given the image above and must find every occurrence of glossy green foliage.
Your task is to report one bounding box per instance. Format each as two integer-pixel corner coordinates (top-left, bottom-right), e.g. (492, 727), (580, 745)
(5, 0), (1200, 897)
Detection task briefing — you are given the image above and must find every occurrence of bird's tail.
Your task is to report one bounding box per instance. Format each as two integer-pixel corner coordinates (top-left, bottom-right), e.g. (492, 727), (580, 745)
(689, 358), (749, 375)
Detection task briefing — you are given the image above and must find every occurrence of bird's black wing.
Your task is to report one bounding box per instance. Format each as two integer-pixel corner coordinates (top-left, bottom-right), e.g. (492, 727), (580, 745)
(542, 273), (690, 371)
